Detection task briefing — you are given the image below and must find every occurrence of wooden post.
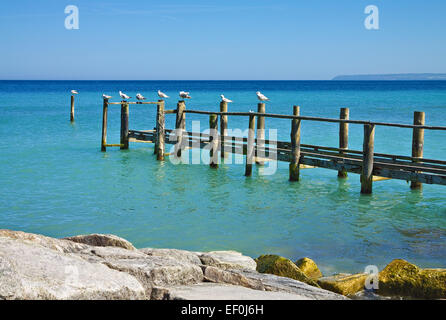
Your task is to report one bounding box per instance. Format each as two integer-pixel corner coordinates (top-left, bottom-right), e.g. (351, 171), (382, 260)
(154, 100), (162, 155)
(120, 102), (129, 150)
(175, 100), (186, 158)
(361, 124), (375, 194)
(289, 106), (301, 181)
(209, 114), (219, 169)
(338, 107), (349, 178)
(101, 98), (108, 152)
(245, 114), (256, 177)
(70, 95), (75, 122)
(156, 101), (165, 160)
(411, 111), (425, 190)
(220, 101), (228, 159)
(256, 103), (266, 165)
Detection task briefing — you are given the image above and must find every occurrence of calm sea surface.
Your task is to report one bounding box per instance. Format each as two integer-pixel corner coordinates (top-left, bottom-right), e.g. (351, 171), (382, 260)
(0, 80), (445, 274)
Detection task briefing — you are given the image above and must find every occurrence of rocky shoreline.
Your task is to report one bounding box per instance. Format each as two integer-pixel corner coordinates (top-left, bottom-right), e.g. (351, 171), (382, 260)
(0, 230), (444, 300)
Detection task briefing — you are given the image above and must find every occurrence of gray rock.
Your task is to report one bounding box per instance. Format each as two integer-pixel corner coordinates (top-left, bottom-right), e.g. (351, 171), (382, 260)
(77, 246), (204, 296)
(161, 283), (315, 300)
(199, 251), (257, 271)
(232, 269), (348, 300)
(63, 234), (136, 251)
(140, 248), (202, 265)
(202, 266), (264, 290)
(0, 238), (146, 300)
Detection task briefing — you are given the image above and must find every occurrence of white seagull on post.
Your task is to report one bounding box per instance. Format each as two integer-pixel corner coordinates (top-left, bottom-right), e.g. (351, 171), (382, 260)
(179, 91), (191, 99)
(158, 90), (169, 99)
(136, 93), (146, 101)
(220, 95), (233, 103)
(119, 91), (131, 101)
(256, 91), (269, 101)
(102, 94), (112, 99)
(71, 90), (78, 95)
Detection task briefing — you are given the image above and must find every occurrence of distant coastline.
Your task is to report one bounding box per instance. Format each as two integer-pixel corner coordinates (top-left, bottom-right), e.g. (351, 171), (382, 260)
(332, 73), (446, 81)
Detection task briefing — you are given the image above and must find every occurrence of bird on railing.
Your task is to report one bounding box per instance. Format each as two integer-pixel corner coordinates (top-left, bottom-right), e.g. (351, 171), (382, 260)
(71, 90), (78, 95)
(119, 91), (131, 101)
(102, 94), (112, 100)
(220, 95), (233, 103)
(136, 93), (146, 102)
(179, 91), (191, 99)
(158, 90), (169, 99)
(256, 91), (269, 101)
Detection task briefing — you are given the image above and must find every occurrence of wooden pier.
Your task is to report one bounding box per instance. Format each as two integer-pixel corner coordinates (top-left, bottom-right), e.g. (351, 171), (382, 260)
(100, 98), (446, 194)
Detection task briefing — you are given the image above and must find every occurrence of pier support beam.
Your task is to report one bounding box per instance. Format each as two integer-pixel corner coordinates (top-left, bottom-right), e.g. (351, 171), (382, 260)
(175, 100), (186, 159)
(156, 101), (165, 160)
(338, 107), (349, 178)
(289, 106), (301, 181)
(209, 114), (219, 169)
(411, 111), (425, 190)
(70, 95), (75, 122)
(361, 124), (375, 194)
(220, 101), (228, 159)
(101, 98), (109, 152)
(256, 103), (266, 165)
(245, 114), (256, 177)
(120, 102), (129, 150)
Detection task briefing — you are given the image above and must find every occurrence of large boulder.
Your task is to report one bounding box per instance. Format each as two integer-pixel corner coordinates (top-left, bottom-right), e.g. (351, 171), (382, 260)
(63, 234), (136, 251)
(0, 237), (146, 300)
(201, 266), (264, 290)
(295, 257), (323, 280)
(76, 246), (204, 296)
(140, 248), (202, 265)
(378, 259), (446, 299)
(232, 269), (348, 300)
(200, 251), (257, 271)
(255, 255), (319, 287)
(317, 273), (367, 296)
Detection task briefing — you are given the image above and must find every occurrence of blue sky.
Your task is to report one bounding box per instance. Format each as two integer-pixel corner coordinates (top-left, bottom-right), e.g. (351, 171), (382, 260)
(0, 0), (445, 80)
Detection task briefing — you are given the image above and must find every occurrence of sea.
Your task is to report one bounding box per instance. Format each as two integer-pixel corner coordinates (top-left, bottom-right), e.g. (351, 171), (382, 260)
(0, 80), (445, 275)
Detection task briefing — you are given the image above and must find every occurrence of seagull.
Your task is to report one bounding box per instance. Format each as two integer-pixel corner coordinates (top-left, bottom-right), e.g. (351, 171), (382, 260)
(158, 90), (169, 99)
(256, 91), (269, 101)
(136, 93), (146, 101)
(119, 91), (131, 101)
(179, 91), (191, 99)
(102, 94), (112, 99)
(71, 90), (78, 95)
(220, 95), (233, 103)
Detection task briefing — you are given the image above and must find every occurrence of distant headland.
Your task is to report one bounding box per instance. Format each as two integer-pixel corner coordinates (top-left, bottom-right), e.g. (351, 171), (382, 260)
(332, 73), (446, 81)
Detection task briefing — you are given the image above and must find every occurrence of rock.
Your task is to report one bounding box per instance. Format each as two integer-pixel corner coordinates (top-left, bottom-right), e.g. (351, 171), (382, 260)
(160, 283), (317, 300)
(199, 251), (257, 271)
(202, 266), (264, 290)
(317, 273), (367, 296)
(378, 259), (446, 299)
(232, 269), (348, 300)
(63, 234), (136, 251)
(0, 229), (89, 254)
(350, 290), (392, 300)
(295, 257), (323, 280)
(140, 248), (201, 265)
(0, 237), (146, 300)
(255, 254), (319, 287)
(76, 246), (204, 296)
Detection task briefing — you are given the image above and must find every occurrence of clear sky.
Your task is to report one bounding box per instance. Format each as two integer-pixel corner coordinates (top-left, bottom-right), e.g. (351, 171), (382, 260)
(0, 0), (445, 80)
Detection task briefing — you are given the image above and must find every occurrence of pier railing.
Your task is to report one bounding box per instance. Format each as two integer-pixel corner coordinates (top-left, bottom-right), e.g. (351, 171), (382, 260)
(100, 98), (446, 194)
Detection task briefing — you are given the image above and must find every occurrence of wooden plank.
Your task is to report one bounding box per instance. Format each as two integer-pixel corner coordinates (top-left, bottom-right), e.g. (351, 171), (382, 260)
(289, 106), (301, 181)
(256, 103), (266, 165)
(120, 103), (129, 150)
(411, 111), (425, 189)
(156, 101), (165, 160)
(209, 114), (219, 168)
(245, 115), (255, 176)
(220, 101), (228, 159)
(338, 107), (349, 178)
(101, 98), (108, 151)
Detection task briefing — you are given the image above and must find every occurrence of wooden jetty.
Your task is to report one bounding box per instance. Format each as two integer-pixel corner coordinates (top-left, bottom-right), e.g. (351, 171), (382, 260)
(100, 98), (446, 194)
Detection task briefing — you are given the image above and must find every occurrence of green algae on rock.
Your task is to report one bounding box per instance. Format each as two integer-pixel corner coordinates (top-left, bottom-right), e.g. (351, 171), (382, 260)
(378, 259), (446, 299)
(317, 273), (367, 296)
(255, 254), (319, 287)
(295, 257), (323, 280)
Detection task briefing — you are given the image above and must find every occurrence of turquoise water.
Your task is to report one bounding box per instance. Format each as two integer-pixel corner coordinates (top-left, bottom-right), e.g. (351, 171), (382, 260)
(0, 80), (445, 275)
